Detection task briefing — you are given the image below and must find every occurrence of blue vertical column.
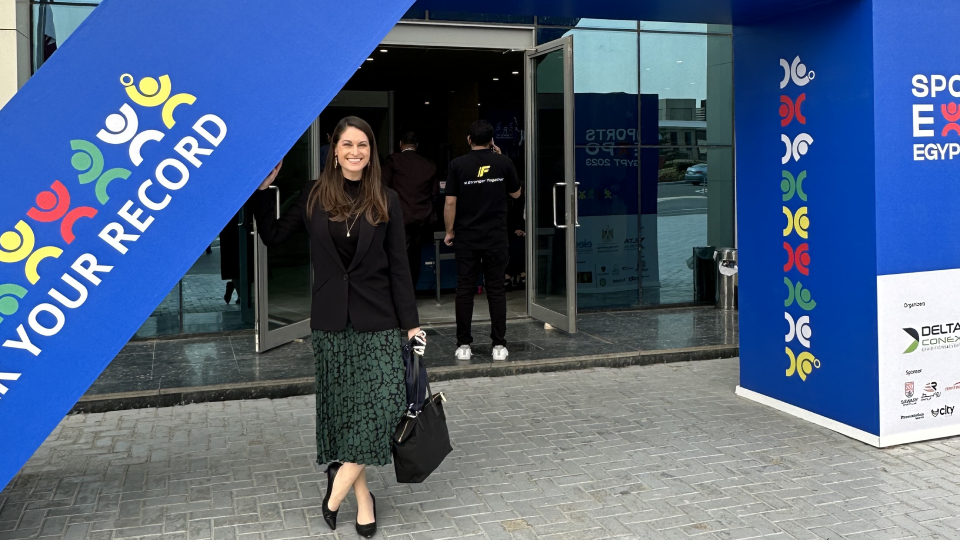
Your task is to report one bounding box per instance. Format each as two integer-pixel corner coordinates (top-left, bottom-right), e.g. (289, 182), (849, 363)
(734, 0), (880, 441)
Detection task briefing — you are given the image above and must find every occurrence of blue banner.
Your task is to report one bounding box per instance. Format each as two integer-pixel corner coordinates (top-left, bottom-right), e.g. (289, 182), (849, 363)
(0, 0), (411, 490)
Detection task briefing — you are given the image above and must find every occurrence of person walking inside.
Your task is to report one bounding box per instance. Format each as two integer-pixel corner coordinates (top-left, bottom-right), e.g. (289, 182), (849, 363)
(253, 116), (423, 538)
(382, 131), (438, 289)
(443, 120), (521, 361)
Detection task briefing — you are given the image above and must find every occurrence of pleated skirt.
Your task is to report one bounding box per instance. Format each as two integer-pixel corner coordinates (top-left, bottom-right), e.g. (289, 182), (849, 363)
(311, 324), (406, 466)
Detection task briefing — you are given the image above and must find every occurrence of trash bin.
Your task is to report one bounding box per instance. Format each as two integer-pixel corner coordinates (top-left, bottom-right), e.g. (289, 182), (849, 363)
(716, 247), (738, 310)
(691, 246), (717, 303)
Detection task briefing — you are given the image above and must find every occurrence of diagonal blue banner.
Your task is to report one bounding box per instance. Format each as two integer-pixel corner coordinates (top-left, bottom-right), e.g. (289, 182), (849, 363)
(0, 0), (412, 490)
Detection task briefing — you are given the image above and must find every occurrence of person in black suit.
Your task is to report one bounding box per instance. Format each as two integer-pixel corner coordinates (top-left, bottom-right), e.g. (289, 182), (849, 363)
(253, 116), (423, 539)
(382, 131), (438, 289)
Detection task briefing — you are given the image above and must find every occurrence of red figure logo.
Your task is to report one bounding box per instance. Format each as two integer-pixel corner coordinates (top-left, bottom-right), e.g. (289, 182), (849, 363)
(26, 180), (98, 244)
(780, 94), (807, 127)
(783, 242), (810, 275)
(942, 103), (960, 137)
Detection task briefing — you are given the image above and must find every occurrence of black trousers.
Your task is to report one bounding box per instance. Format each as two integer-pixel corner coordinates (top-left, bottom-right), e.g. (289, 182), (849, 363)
(455, 247), (509, 347)
(405, 222), (428, 290)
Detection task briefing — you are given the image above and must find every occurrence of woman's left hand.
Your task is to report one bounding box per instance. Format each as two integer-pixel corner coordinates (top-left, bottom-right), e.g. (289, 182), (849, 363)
(408, 327), (427, 355)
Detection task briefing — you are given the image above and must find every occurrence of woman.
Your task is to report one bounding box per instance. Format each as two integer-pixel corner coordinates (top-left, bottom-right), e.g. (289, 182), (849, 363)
(254, 116), (422, 538)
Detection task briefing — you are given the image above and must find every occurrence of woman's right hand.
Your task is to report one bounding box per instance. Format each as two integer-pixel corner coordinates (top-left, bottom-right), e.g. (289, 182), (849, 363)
(258, 160), (283, 190)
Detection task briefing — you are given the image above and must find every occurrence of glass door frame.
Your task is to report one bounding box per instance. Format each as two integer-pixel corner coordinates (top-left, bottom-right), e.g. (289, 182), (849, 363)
(524, 35), (578, 334)
(253, 118), (320, 352)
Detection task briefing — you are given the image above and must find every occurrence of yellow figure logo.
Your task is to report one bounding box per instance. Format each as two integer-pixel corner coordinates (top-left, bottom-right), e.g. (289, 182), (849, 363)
(782, 206), (809, 239)
(785, 346), (821, 381)
(478, 166), (491, 177)
(121, 74), (171, 107)
(120, 73), (196, 128)
(0, 221), (62, 284)
(0, 222), (36, 263)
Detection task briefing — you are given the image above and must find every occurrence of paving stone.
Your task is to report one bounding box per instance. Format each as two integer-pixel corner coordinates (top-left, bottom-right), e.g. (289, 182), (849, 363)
(8, 359), (960, 538)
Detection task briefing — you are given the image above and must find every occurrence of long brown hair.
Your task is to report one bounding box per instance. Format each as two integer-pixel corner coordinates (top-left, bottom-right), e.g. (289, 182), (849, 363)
(307, 116), (389, 225)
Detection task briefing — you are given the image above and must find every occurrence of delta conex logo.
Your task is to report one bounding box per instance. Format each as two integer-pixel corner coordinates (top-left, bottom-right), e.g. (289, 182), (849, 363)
(902, 323), (960, 353)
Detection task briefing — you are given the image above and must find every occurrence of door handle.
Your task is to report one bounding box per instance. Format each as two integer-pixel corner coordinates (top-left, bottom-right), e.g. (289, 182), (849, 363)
(553, 182), (567, 229)
(573, 181), (580, 227)
(268, 185), (280, 217)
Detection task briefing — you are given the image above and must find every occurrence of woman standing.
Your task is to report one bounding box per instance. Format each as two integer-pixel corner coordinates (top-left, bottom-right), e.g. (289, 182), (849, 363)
(253, 116), (422, 538)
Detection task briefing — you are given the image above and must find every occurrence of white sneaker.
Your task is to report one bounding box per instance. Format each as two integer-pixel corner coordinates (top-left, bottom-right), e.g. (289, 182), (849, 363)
(455, 345), (472, 360)
(492, 345), (509, 361)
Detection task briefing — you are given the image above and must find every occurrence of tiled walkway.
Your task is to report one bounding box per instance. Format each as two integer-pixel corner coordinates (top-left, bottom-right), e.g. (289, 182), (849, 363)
(4, 359), (958, 540)
(79, 307), (738, 411)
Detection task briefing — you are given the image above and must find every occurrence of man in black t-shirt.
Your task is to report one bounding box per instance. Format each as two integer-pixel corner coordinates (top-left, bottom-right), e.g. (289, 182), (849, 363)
(444, 120), (522, 361)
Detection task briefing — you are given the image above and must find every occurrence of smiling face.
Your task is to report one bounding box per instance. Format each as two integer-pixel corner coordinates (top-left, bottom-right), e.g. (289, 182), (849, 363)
(336, 127), (370, 178)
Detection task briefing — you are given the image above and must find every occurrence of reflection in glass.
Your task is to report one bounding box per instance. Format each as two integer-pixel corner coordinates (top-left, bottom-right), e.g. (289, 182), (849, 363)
(32, 2), (96, 72)
(532, 50), (568, 316)
(639, 32), (733, 147)
(640, 147), (733, 305)
(264, 132), (313, 330)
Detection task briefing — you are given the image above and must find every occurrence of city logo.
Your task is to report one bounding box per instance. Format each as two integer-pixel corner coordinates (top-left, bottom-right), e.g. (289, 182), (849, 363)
(783, 242), (810, 275)
(780, 56), (815, 88)
(781, 133), (814, 164)
(784, 312), (812, 348)
(922, 381), (941, 401)
(785, 346), (820, 381)
(931, 405), (955, 417)
(781, 170), (808, 203)
(903, 328), (920, 354)
(477, 165), (491, 177)
(779, 94), (807, 127)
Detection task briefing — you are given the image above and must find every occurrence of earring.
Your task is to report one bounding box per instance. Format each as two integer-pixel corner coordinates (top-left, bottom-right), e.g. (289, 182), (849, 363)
(334, 156), (339, 169)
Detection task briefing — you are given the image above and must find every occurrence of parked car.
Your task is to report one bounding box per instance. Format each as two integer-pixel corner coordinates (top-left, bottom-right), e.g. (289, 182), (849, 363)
(684, 163), (707, 185)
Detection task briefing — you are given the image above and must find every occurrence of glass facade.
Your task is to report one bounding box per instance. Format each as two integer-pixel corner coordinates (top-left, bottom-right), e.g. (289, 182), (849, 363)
(31, 6), (735, 336)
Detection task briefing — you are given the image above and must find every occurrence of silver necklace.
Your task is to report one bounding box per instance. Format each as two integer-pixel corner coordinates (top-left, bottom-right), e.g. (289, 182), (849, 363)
(345, 210), (361, 237)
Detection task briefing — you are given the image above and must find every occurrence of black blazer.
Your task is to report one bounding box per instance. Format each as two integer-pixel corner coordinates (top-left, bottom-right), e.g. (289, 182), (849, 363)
(251, 181), (419, 333)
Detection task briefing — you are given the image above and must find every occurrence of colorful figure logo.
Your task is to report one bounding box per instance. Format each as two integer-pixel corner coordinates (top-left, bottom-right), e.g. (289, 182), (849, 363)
(0, 221), (61, 285)
(942, 103), (960, 137)
(786, 346), (820, 381)
(780, 94), (807, 127)
(782, 206), (809, 239)
(70, 140), (131, 204)
(781, 133), (814, 164)
(784, 277), (816, 310)
(783, 242), (810, 275)
(0, 284), (27, 325)
(120, 73), (196, 129)
(780, 56), (815, 89)
(785, 312), (812, 348)
(781, 170), (808, 202)
(27, 181), (98, 244)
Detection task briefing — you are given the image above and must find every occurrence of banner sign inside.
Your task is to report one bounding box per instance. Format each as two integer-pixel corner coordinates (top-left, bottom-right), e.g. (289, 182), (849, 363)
(0, 0), (412, 490)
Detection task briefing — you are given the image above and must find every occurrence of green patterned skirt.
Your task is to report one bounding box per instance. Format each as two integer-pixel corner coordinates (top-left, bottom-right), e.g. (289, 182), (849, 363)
(311, 324), (406, 467)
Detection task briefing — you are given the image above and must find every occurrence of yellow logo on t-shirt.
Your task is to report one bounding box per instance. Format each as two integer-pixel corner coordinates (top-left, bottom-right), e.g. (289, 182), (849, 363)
(477, 165), (491, 177)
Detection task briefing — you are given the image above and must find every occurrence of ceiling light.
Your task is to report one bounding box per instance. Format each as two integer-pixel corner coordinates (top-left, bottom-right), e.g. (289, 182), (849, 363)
(493, 78), (499, 81)
(380, 49), (388, 53)
(676, 60), (683, 63)
(478, 103), (482, 106)
(425, 101), (430, 105)
(512, 71), (519, 75)
(366, 57), (374, 61)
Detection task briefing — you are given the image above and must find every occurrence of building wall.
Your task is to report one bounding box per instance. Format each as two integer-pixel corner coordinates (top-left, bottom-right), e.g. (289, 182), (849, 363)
(0, 0), (30, 108)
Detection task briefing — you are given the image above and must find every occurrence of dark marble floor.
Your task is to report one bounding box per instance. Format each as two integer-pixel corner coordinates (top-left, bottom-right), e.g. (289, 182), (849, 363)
(87, 306), (738, 398)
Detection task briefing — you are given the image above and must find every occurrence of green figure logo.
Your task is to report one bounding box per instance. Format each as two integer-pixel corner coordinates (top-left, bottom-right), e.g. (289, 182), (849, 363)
(784, 277), (816, 311)
(903, 328), (920, 354)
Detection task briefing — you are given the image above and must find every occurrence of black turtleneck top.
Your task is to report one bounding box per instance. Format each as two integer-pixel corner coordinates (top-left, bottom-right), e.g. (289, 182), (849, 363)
(328, 179), (362, 268)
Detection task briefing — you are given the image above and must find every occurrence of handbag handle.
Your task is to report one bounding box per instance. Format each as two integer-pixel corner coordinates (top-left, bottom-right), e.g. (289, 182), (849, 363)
(410, 339), (442, 417)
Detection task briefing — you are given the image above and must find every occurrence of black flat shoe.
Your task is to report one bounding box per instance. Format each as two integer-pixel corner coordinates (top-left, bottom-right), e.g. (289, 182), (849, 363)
(355, 492), (377, 538)
(322, 462), (342, 530)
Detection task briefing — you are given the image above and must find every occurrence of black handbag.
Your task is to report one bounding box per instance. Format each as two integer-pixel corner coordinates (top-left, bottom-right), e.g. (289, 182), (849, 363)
(393, 337), (452, 483)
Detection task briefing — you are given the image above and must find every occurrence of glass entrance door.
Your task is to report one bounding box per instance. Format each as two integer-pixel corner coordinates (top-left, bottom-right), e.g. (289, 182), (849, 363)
(253, 120), (319, 352)
(525, 36), (578, 333)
